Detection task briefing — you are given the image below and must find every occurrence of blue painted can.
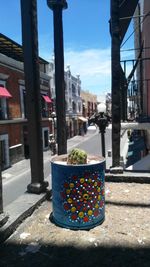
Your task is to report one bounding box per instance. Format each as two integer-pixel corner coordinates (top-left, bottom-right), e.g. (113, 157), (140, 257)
(51, 155), (105, 230)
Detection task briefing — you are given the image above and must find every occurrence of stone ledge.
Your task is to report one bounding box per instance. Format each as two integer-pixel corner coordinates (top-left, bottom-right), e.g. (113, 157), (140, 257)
(106, 172), (150, 183)
(0, 190), (51, 244)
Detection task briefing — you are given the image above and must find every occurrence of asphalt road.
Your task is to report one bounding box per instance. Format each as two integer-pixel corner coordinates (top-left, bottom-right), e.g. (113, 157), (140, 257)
(76, 128), (111, 157)
(3, 154), (51, 208)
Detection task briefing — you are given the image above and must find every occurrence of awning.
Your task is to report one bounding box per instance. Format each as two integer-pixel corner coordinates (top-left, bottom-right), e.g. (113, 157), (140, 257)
(42, 95), (52, 103)
(78, 116), (88, 122)
(0, 87), (12, 98)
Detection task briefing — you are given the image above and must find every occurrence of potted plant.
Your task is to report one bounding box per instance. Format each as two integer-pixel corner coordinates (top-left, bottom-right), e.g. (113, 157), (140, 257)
(50, 148), (105, 230)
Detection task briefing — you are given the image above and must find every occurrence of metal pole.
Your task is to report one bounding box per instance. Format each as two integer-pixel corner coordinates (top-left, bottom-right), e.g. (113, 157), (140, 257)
(21, 0), (48, 193)
(101, 132), (105, 158)
(111, 0), (121, 168)
(47, 0), (67, 155)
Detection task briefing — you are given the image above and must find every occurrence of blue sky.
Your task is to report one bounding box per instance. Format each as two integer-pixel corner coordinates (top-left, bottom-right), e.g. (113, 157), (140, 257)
(1, 0), (134, 96)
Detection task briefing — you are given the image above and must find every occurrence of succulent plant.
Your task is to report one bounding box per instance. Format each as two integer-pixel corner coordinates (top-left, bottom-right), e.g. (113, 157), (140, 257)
(67, 148), (87, 165)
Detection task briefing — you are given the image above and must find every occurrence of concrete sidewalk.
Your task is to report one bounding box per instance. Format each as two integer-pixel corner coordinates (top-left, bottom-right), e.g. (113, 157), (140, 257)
(1, 181), (150, 267)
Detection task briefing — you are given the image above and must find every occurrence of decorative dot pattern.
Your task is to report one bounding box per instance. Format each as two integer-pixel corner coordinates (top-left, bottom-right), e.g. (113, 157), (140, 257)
(60, 171), (105, 224)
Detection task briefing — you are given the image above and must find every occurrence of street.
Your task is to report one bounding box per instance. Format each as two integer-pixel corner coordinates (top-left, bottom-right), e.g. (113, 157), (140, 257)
(76, 128), (111, 157)
(2, 128), (112, 207)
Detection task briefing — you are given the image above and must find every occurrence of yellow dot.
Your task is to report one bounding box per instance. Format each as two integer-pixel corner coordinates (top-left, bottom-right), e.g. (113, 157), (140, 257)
(88, 178), (92, 183)
(66, 189), (71, 194)
(79, 212), (84, 218)
(71, 207), (76, 213)
(70, 183), (74, 188)
(67, 198), (72, 203)
(97, 188), (100, 192)
(88, 210), (93, 216)
(80, 178), (85, 183)
(95, 204), (99, 209)
(83, 193), (89, 200)
(98, 195), (101, 201)
(94, 182), (97, 187)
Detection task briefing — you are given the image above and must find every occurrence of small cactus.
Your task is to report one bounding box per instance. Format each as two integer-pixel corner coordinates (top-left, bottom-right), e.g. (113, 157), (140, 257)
(67, 148), (87, 165)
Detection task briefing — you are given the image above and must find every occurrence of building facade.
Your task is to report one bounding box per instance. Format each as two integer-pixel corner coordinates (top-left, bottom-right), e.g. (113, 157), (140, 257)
(81, 90), (97, 118)
(134, 0), (150, 117)
(49, 62), (85, 138)
(0, 34), (52, 170)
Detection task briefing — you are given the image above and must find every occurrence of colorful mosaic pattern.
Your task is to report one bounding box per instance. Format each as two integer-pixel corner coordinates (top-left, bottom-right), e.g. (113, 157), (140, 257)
(60, 171), (104, 224)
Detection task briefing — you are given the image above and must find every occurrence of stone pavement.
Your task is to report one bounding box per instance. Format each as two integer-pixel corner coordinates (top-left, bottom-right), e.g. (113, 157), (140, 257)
(1, 181), (150, 267)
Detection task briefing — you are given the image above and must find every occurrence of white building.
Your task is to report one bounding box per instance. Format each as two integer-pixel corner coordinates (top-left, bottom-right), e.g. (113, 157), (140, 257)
(48, 61), (83, 138)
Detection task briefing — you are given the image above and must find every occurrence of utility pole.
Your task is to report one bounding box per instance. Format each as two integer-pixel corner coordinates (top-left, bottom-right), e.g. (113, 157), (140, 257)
(47, 0), (67, 155)
(111, 0), (122, 171)
(21, 0), (48, 193)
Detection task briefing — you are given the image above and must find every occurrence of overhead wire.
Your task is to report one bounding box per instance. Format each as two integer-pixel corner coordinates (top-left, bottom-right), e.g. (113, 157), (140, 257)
(121, 10), (150, 48)
(121, 46), (150, 52)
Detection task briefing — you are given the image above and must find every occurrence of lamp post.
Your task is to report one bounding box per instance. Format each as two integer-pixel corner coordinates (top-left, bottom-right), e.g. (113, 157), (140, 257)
(47, 0), (67, 155)
(88, 103), (108, 158)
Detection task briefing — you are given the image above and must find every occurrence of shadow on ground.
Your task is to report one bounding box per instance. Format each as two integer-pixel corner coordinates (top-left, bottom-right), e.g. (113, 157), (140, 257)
(1, 242), (150, 267)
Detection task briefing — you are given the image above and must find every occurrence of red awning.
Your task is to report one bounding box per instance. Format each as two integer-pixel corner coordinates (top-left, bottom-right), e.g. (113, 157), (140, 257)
(42, 95), (52, 103)
(0, 87), (12, 98)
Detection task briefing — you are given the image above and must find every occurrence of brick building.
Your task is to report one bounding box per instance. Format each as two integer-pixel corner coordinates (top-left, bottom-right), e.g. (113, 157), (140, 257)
(80, 90), (97, 118)
(0, 34), (52, 170)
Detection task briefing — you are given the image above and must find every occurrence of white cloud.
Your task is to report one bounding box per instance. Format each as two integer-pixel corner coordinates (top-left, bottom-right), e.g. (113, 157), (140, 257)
(64, 48), (111, 94)
(40, 44), (134, 96)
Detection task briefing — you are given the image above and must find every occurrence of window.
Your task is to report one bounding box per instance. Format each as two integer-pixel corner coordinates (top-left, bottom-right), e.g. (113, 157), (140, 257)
(78, 103), (81, 113)
(42, 127), (49, 150)
(41, 96), (48, 117)
(20, 85), (27, 118)
(72, 101), (76, 113)
(78, 87), (80, 96)
(72, 84), (76, 96)
(0, 81), (8, 120)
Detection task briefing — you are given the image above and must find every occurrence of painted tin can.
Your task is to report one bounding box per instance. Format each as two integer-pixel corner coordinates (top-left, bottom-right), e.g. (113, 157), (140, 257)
(50, 154), (105, 230)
